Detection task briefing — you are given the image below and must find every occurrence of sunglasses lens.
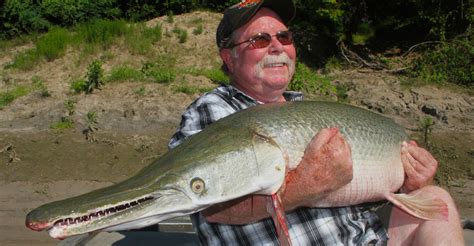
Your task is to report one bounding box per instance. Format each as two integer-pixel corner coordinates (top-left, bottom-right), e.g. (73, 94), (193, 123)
(277, 31), (293, 45)
(251, 33), (272, 48)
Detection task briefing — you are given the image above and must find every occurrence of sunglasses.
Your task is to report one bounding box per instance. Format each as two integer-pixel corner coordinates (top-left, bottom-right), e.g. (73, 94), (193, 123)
(230, 31), (294, 49)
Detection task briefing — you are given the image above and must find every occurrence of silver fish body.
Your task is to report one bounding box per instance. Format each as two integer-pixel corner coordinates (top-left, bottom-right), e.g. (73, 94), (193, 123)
(28, 101), (444, 239)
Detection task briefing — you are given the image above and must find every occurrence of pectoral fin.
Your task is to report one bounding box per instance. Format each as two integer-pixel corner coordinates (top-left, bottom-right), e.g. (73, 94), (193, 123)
(250, 130), (287, 195)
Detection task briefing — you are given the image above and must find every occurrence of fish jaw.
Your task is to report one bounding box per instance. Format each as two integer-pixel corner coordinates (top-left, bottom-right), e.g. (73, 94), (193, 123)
(26, 188), (201, 239)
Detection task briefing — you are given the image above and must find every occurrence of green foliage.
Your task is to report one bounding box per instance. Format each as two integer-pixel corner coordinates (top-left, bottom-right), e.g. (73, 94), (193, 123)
(106, 66), (144, 82)
(173, 84), (212, 94)
(410, 36), (474, 85)
(0, 86), (28, 109)
(289, 62), (336, 96)
(40, 0), (120, 26)
(36, 27), (69, 61)
(1, 0), (50, 39)
(85, 60), (104, 93)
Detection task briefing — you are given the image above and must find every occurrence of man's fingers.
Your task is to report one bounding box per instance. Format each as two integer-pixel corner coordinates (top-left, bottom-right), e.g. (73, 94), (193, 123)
(405, 143), (437, 170)
(401, 142), (417, 176)
(308, 128), (339, 151)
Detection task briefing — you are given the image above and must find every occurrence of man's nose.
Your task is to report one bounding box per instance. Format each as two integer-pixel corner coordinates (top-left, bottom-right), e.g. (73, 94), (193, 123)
(268, 36), (284, 54)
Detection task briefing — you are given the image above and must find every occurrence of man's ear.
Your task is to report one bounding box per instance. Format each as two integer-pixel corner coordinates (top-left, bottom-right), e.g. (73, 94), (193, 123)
(220, 49), (234, 73)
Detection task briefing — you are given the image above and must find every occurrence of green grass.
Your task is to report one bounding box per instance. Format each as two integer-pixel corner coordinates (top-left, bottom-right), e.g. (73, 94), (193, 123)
(125, 22), (162, 55)
(172, 27), (188, 43)
(186, 67), (229, 84)
(0, 86), (29, 109)
(35, 27), (70, 61)
(289, 62), (336, 96)
(173, 84), (212, 94)
(31, 76), (50, 97)
(193, 24), (204, 35)
(106, 66), (144, 82)
(75, 19), (128, 49)
(8, 49), (40, 70)
(50, 117), (74, 130)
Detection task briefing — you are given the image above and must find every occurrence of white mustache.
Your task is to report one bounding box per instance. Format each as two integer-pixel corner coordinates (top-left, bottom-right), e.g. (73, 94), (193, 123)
(255, 53), (295, 79)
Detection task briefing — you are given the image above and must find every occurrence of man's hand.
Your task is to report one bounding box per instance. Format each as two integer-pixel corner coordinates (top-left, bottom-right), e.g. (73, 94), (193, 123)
(203, 128), (353, 224)
(282, 128), (353, 208)
(401, 141), (438, 193)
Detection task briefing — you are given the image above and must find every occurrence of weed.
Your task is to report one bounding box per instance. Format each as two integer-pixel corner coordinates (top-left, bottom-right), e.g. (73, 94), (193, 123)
(86, 111), (98, 125)
(36, 27), (69, 61)
(85, 60), (104, 93)
(193, 24), (204, 35)
(64, 99), (76, 116)
(107, 66), (143, 82)
(421, 116), (435, 147)
(173, 27), (188, 43)
(51, 117), (74, 130)
(70, 79), (87, 93)
(31, 76), (50, 97)
(0, 86), (28, 109)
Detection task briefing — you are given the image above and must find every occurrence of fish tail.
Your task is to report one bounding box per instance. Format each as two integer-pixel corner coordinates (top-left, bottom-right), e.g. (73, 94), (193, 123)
(386, 190), (449, 221)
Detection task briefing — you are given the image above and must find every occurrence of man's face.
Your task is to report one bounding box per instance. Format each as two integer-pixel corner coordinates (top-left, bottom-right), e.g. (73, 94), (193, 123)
(221, 8), (296, 102)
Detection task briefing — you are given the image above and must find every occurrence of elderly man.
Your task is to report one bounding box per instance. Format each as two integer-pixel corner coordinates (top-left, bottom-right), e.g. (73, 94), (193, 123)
(169, 0), (464, 245)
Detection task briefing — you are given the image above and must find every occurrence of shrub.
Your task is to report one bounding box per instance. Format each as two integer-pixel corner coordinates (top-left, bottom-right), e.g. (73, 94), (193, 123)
(85, 60), (104, 93)
(410, 37), (473, 85)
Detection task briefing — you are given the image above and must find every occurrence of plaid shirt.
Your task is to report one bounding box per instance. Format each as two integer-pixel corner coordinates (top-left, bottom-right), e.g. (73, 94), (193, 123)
(169, 84), (388, 245)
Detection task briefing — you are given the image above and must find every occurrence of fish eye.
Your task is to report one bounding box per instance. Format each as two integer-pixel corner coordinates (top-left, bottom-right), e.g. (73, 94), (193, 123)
(190, 178), (205, 194)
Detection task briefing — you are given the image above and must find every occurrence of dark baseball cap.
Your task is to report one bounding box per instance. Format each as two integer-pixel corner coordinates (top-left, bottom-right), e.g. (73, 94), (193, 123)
(216, 0), (295, 49)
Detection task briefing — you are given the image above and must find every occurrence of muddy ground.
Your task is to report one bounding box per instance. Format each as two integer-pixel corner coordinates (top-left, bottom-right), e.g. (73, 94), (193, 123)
(0, 11), (473, 245)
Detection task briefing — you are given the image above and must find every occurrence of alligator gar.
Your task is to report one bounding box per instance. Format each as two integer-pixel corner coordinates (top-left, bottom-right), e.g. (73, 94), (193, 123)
(25, 101), (447, 240)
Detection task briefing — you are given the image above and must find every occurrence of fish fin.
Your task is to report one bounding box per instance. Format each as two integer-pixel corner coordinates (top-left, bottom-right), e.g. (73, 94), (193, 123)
(386, 191), (448, 221)
(267, 194), (292, 246)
